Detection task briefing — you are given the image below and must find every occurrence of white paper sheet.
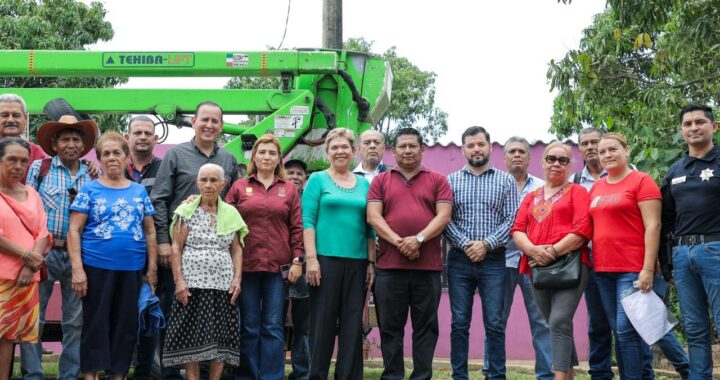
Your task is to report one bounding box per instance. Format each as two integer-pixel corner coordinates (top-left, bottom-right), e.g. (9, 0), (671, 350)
(621, 290), (676, 345)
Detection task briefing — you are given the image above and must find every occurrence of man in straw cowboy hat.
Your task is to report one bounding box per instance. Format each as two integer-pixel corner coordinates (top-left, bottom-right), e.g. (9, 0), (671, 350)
(20, 111), (98, 380)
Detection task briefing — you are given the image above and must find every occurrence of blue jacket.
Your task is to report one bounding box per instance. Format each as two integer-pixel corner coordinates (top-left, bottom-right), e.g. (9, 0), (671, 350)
(138, 283), (166, 337)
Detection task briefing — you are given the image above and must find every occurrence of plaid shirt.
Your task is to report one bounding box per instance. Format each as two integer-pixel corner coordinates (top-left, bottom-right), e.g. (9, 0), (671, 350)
(445, 164), (520, 250)
(26, 156), (92, 240)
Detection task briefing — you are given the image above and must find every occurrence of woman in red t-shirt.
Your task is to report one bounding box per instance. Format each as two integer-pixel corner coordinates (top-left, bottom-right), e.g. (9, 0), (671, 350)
(589, 132), (661, 380)
(511, 142), (592, 380)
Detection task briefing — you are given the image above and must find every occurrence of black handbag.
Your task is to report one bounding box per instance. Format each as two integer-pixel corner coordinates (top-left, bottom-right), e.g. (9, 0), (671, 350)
(531, 249), (582, 290)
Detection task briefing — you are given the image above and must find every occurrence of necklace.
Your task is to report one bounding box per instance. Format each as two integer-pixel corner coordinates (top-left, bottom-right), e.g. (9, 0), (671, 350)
(327, 170), (357, 192)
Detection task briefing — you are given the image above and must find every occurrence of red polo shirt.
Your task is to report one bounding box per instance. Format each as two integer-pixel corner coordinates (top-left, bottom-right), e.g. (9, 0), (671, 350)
(226, 174), (303, 273)
(367, 166), (453, 271)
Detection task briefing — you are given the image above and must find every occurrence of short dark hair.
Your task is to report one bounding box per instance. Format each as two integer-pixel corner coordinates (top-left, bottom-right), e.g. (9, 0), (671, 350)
(0, 136), (30, 159)
(577, 127), (603, 144)
(680, 104), (715, 123)
(195, 101), (224, 119)
(392, 127), (423, 147)
(127, 115), (156, 134)
(461, 126), (490, 144)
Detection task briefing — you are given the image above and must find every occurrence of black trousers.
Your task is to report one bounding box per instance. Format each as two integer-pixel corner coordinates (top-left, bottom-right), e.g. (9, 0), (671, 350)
(308, 256), (367, 380)
(374, 269), (441, 380)
(81, 266), (143, 375)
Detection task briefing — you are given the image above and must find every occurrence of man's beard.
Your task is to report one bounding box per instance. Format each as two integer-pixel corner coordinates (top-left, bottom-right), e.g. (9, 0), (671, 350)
(468, 155), (489, 168)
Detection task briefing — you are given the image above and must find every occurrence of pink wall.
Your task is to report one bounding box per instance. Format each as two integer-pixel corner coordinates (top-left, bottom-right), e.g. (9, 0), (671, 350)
(364, 141), (590, 360)
(71, 140), (592, 360)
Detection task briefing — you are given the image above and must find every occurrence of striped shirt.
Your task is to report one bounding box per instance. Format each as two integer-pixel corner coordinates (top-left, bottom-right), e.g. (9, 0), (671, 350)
(445, 164), (520, 250)
(26, 156), (92, 240)
(151, 139), (238, 244)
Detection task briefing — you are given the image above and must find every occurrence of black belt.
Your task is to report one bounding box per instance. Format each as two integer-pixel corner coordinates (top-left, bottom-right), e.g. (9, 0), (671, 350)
(673, 234), (720, 246)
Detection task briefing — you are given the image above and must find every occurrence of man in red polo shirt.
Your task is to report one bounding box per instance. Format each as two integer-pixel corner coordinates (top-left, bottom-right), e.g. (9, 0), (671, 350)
(367, 127), (453, 380)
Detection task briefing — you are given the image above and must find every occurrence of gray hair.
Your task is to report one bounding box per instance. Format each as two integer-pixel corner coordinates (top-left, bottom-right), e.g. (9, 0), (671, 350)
(128, 115), (156, 133)
(359, 129), (384, 144)
(198, 163), (225, 179)
(0, 94), (27, 114)
(577, 127), (603, 144)
(503, 136), (531, 154)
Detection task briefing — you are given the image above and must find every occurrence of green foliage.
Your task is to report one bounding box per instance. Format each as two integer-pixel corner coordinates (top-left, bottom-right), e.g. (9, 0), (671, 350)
(345, 37), (448, 144)
(548, 0), (720, 181)
(0, 0), (128, 136)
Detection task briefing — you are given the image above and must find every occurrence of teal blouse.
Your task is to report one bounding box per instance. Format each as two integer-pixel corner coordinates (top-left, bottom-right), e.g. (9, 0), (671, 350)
(302, 171), (375, 259)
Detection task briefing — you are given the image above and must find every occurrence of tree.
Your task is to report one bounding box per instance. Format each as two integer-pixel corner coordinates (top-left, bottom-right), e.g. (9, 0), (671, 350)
(548, 0), (720, 180)
(0, 0), (128, 137)
(345, 37), (448, 144)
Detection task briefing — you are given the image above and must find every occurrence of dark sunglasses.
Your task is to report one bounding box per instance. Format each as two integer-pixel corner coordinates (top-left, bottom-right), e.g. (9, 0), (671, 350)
(67, 188), (78, 198)
(544, 155), (571, 166)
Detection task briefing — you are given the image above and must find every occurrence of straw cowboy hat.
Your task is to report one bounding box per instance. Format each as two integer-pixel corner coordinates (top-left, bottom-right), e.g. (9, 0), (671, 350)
(37, 115), (98, 157)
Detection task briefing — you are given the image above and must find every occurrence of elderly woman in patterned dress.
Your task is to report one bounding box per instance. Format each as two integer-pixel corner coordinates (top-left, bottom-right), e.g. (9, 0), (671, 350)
(162, 163), (248, 380)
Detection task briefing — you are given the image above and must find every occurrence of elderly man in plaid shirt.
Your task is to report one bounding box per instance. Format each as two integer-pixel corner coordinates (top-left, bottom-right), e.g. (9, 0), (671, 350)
(20, 113), (97, 380)
(444, 126), (520, 380)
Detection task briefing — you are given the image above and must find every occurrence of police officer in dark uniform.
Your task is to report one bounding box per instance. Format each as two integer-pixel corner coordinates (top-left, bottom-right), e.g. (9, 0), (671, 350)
(660, 103), (720, 379)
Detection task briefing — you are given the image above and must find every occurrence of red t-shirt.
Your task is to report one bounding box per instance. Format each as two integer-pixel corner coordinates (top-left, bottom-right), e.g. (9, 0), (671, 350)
(226, 175), (303, 273)
(589, 170), (661, 272)
(510, 184), (593, 275)
(367, 167), (453, 271)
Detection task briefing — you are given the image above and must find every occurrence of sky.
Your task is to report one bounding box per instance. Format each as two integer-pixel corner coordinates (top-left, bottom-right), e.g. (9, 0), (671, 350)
(85, 0), (607, 145)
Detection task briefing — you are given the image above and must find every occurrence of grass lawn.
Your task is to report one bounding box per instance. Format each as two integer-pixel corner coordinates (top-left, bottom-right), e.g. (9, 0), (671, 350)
(12, 362), (679, 379)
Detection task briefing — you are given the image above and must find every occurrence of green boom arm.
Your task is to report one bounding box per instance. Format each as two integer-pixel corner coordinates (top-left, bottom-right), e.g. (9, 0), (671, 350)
(0, 49), (392, 169)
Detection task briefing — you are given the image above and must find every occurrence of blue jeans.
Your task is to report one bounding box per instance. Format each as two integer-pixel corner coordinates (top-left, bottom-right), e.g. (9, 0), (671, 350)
(448, 248), (506, 380)
(645, 276), (689, 379)
(595, 272), (648, 380)
(483, 267), (553, 380)
(20, 249), (82, 380)
(237, 272), (287, 380)
(585, 269), (617, 380)
(672, 241), (720, 380)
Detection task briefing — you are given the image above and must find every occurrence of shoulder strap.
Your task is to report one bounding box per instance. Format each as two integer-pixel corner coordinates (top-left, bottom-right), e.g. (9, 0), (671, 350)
(572, 170), (582, 184)
(36, 158), (53, 188)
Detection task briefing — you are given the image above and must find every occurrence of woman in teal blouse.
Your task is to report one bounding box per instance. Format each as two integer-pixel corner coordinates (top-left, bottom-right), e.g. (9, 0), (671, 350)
(302, 128), (376, 380)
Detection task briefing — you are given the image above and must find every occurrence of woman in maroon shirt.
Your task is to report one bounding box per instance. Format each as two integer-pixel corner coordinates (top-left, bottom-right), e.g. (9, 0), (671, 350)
(225, 134), (303, 379)
(510, 142), (592, 380)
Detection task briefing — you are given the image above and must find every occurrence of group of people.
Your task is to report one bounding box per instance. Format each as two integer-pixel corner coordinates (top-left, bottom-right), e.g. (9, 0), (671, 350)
(0, 91), (718, 380)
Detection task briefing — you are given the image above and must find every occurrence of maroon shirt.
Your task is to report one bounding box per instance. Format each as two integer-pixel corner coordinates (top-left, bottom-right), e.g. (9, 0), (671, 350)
(226, 174), (303, 273)
(367, 166), (453, 271)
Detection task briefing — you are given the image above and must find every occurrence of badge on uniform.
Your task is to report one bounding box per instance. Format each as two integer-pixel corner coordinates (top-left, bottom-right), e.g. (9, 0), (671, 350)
(700, 168), (715, 182)
(246, 187), (253, 195)
(278, 188), (287, 198)
(671, 176), (686, 185)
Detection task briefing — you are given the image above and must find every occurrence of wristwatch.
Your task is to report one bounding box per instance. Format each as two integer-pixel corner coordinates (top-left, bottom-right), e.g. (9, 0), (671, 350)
(416, 234), (425, 244)
(292, 257), (305, 265)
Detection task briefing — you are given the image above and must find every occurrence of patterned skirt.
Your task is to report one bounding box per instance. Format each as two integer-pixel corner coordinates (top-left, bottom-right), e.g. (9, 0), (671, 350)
(0, 280), (39, 343)
(162, 288), (240, 367)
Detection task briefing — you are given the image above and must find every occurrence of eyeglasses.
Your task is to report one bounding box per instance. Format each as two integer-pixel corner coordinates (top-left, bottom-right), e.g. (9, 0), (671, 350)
(544, 155), (571, 166)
